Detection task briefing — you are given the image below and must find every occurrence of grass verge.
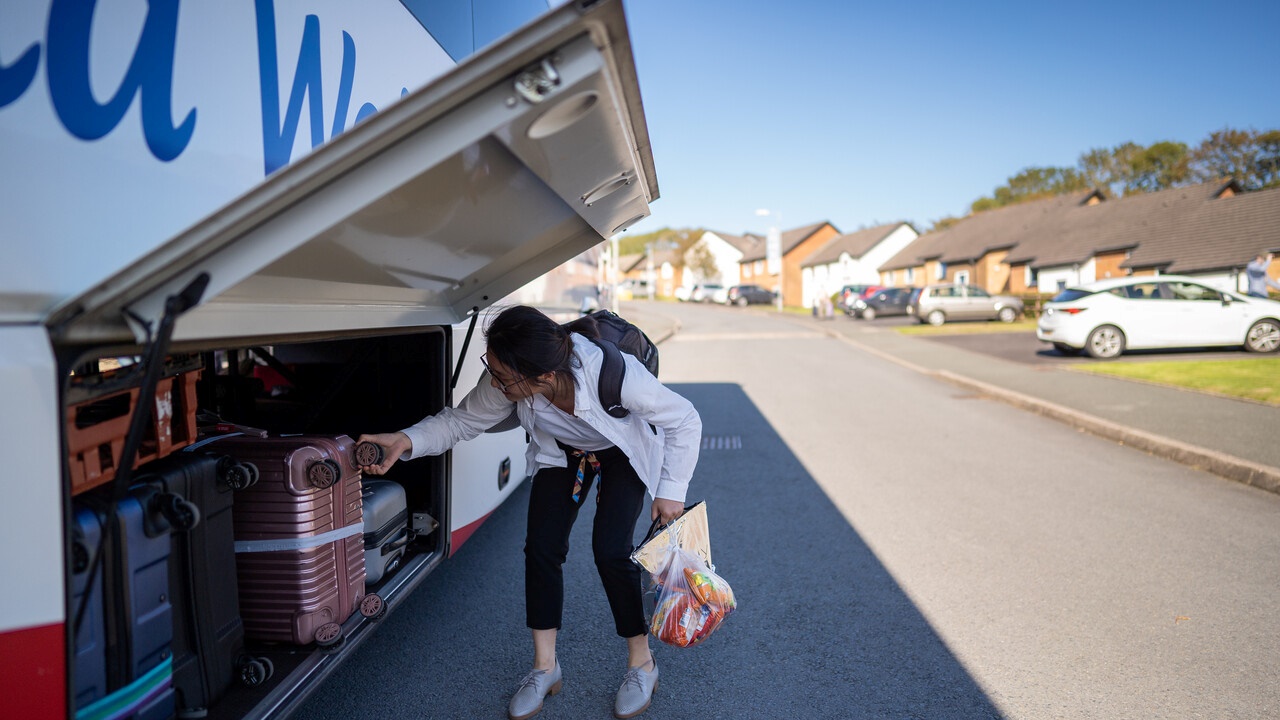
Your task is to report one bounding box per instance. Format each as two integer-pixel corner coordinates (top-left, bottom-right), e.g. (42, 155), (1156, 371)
(1069, 358), (1280, 405)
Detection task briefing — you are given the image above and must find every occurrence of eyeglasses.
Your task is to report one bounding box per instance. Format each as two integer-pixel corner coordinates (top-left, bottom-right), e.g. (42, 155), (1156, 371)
(480, 354), (527, 392)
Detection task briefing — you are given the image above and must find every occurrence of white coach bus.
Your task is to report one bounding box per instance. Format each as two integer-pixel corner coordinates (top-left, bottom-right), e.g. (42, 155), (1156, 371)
(0, 0), (657, 717)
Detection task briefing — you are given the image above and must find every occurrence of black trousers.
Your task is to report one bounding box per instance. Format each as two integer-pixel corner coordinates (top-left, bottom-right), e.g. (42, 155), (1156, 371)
(525, 443), (648, 638)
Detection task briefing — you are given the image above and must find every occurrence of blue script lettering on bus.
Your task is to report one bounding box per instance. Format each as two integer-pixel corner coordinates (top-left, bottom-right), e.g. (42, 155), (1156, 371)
(254, 0), (381, 175)
(1, 0), (194, 162)
(0, 0), (386, 173)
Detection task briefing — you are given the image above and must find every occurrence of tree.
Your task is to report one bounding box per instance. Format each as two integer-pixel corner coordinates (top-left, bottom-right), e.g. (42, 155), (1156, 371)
(1256, 130), (1280, 188)
(970, 165), (1086, 213)
(1189, 128), (1257, 186)
(1125, 141), (1190, 194)
(616, 227), (703, 256)
(686, 243), (719, 280)
(1079, 142), (1141, 197)
(930, 215), (964, 232)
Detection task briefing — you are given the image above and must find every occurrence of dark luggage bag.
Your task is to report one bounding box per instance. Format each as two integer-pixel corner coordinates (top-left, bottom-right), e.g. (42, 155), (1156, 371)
(133, 451), (268, 717)
(72, 492), (178, 720)
(210, 434), (368, 647)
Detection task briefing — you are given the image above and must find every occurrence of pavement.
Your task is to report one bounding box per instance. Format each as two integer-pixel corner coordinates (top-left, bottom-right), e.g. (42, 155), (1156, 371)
(621, 302), (1280, 496)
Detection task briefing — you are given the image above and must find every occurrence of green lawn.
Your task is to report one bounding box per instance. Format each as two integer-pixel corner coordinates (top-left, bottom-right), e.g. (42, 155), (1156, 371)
(895, 319), (1038, 335)
(1069, 358), (1280, 405)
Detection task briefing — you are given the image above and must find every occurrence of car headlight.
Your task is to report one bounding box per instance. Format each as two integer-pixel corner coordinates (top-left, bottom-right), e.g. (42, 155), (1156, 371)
(854, 300), (866, 308)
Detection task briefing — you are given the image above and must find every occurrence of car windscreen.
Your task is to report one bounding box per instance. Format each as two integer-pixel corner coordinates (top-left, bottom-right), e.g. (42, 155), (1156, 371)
(1051, 288), (1095, 302)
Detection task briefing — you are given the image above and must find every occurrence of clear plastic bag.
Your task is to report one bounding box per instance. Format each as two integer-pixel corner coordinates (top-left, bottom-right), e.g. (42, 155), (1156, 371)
(645, 545), (736, 648)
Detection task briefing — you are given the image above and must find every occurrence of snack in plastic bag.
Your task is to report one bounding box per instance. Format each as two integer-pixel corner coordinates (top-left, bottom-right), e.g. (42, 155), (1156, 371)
(646, 546), (735, 647)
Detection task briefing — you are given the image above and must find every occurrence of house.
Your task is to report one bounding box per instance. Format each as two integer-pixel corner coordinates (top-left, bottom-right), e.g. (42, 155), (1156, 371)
(878, 191), (1101, 293)
(1008, 181), (1280, 294)
(799, 222), (918, 303)
(736, 221), (841, 307)
(677, 230), (759, 293)
(878, 181), (1280, 297)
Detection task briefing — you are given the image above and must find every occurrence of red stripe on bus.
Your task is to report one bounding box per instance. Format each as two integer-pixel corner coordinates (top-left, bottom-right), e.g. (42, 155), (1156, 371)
(0, 622), (66, 719)
(449, 511), (494, 557)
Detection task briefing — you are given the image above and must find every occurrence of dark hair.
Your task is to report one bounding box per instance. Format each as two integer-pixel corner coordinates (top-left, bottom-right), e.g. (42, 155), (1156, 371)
(484, 306), (599, 394)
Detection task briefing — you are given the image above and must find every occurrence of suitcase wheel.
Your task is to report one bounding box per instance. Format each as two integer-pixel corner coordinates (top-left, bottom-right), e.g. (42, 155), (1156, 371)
(353, 442), (385, 468)
(359, 593), (387, 620)
(314, 622), (344, 651)
(219, 457), (258, 491)
(238, 656), (275, 687)
(307, 459), (341, 489)
(160, 493), (201, 531)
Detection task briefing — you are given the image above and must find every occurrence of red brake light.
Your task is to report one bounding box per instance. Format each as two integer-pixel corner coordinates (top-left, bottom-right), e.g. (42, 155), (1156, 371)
(1062, 307), (1087, 314)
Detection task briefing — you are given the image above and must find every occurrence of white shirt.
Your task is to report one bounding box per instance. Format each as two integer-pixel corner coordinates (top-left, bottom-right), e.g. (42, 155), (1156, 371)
(400, 333), (702, 502)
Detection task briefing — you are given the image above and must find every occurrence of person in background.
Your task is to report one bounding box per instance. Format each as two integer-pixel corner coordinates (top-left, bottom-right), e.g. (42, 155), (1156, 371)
(1246, 252), (1280, 298)
(357, 305), (701, 720)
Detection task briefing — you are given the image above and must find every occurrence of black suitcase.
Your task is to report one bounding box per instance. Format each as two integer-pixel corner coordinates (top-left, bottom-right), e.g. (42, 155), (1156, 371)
(133, 451), (269, 717)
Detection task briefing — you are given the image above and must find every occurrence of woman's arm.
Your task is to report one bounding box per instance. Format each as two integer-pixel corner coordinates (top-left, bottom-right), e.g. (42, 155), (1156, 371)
(616, 355), (702, 507)
(359, 371), (515, 475)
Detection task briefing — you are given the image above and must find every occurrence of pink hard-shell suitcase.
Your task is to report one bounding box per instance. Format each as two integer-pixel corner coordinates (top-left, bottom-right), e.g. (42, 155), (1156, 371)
(210, 434), (376, 647)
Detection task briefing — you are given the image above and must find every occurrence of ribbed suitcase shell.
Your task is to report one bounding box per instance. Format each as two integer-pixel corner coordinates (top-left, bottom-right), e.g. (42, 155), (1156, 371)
(214, 435), (366, 645)
(135, 452), (245, 717)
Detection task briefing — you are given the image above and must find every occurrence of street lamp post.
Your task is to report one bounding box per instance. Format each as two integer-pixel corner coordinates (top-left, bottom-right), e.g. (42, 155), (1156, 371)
(756, 208), (783, 311)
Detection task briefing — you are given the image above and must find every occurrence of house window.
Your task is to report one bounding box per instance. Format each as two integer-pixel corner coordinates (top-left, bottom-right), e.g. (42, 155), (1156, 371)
(955, 270), (969, 285)
(1027, 267), (1039, 287)
(905, 268), (914, 284)
(755, 260), (764, 275)
(936, 262), (947, 280)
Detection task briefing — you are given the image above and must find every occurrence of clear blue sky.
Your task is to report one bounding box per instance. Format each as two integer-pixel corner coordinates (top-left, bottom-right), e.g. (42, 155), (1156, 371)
(620, 0), (1280, 238)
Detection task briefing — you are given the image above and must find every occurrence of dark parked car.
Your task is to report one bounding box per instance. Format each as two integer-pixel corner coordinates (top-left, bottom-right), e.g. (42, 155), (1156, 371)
(726, 284), (775, 306)
(849, 287), (912, 319)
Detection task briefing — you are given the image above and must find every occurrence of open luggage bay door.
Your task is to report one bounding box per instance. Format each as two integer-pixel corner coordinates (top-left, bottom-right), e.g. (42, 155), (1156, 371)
(43, 0), (657, 347)
(0, 2), (657, 718)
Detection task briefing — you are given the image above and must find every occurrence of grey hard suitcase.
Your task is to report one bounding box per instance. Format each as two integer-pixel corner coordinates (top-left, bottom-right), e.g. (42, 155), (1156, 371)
(361, 480), (409, 585)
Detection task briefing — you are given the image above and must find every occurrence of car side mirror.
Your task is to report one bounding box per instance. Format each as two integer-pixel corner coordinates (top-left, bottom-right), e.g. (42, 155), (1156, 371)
(1221, 294), (1233, 305)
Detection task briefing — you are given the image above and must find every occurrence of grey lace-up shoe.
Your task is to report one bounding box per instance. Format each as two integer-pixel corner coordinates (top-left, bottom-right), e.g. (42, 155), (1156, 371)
(613, 660), (658, 718)
(508, 661), (562, 720)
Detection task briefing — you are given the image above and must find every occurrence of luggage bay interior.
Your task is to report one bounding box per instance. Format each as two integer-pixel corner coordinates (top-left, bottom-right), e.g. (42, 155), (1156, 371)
(65, 328), (452, 719)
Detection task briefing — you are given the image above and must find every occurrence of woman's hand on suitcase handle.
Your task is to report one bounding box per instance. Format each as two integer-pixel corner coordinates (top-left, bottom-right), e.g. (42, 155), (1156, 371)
(356, 432), (411, 475)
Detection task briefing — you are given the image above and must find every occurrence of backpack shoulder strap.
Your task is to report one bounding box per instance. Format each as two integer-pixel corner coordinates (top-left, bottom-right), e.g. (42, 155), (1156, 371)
(589, 337), (630, 418)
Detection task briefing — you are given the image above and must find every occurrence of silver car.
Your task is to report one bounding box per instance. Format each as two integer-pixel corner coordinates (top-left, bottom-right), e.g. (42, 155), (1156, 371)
(910, 283), (1023, 326)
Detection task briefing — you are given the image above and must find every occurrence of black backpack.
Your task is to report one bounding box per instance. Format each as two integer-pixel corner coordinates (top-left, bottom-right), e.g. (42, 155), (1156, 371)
(485, 310), (659, 431)
(583, 310), (659, 418)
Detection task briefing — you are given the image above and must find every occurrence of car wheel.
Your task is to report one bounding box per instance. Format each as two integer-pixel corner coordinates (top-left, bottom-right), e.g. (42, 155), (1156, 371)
(1053, 342), (1082, 356)
(1085, 325), (1125, 359)
(735, 297), (748, 307)
(997, 306), (1018, 323)
(1244, 318), (1280, 353)
(862, 307), (877, 320)
(926, 310), (946, 326)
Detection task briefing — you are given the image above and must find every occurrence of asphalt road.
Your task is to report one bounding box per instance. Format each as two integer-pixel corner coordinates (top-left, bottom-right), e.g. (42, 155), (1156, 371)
(299, 302), (1280, 720)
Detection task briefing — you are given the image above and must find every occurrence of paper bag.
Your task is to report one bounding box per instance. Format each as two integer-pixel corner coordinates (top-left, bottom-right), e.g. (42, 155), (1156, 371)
(630, 501), (711, 573)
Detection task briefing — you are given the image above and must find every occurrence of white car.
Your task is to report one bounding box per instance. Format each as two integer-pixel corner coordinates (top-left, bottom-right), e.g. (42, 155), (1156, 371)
(1037, 275), (1280, 358)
